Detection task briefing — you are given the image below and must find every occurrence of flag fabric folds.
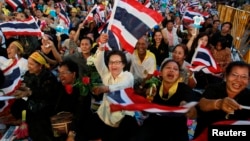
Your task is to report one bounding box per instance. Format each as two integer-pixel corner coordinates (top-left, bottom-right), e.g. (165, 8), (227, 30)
(107, 0), (163, 53)
(182, 7), (209, 25)
(58, 9), (70, 27)
(0, 16), (42, 37)
(108, 88), (197, 114)
(189, 45), (222, 74)
(5, 0), (24, 10)
(0, 59), (21, 114)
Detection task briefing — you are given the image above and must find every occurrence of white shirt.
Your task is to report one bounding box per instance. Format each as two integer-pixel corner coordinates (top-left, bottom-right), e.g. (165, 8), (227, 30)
(94, 49), (134, 127)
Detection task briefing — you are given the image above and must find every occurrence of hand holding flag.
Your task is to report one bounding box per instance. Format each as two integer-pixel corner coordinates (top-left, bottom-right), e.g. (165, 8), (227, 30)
(108, 88), (198, 114)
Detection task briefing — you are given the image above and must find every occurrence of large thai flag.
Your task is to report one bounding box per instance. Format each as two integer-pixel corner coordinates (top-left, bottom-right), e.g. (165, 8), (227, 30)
(193, 120), (250, 141)
(0, 59), (21, 115)
(0, 16), (42, 37)
(189, 45), (222, 74)
(108, 88), (197, 114)
(5, 0), (25, 10)
(107, 0), (163, 53)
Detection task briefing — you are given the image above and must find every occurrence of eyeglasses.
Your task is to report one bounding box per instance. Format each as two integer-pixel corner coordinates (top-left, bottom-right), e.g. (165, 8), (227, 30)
(58, 71), (72, 76)
(230, 73), (249, 80)
(108, 61), (122, 65)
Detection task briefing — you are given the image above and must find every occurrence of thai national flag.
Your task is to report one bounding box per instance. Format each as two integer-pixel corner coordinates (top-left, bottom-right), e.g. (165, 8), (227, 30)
(0, 59), (21, 114)
(108, 88), (197, 114)
(193, 120), (250, 141)
(5, 0), (25, 10)
(182, 7), (209, 25)
(107, 0), (163, 53)
(58, 9), (70, 27)
(144, 0), (151, 8)
(25, 0), (33, 8)
(0, 16), (42, 37)
(189, 45), (222, 74)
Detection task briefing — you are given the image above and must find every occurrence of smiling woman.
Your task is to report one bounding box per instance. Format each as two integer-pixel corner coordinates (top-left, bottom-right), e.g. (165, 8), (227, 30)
(55, 59), (92, 141)
(194, 61), (250, 139)
(11, 51), (59, 141)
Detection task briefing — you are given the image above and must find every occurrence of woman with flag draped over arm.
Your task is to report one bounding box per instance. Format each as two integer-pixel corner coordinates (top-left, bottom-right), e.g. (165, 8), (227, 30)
(193, 61), (250, 140)
(130, 59), (197, 141)
(89, 33), (139, 141)
(11, 51), (59, 141)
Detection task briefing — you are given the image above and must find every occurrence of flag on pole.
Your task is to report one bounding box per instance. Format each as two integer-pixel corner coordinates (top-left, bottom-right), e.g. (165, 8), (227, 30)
(107, 0), (163, 53)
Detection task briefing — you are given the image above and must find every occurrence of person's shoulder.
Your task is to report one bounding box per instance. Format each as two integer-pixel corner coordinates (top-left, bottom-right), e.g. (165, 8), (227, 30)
(123, 71), (133, 76)
(227, 34), (233, 39)
(146, 50), (156, 58)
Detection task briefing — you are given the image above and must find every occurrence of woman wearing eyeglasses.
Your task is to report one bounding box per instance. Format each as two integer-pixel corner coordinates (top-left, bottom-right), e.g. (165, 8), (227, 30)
(194, 61), (250, 139)
(88, 34), (139, 141)
(55, 59), (92, 141)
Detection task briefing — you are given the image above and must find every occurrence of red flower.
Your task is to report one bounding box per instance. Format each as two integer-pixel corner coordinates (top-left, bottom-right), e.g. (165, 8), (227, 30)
(153, 70), (160, 77)
(82, 77), (90, 85)
(65, 84), (73, 94)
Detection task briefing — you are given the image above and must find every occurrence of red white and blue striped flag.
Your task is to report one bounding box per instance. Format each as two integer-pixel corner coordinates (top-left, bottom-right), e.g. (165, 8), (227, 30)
(107, 0), (163, 53)
(58, 9), (70, 27)
(189, 45), (222, 74)
(0, 16), (42, 37)
(5, 0), (25, 10)
(108, 88), (197, 114)
(182, 7), (209, 25)
(0, 59), (21, 114)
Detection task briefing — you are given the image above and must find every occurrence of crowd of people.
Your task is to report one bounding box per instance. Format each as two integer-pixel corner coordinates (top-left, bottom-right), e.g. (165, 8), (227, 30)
(0, 0), (250, 141)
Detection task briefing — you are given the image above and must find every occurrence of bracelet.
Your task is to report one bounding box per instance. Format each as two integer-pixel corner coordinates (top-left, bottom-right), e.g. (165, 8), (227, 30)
(214, 99), (222, 110)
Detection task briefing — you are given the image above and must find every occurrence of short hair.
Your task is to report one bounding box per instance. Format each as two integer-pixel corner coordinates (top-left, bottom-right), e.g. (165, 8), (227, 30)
(160, 59), (181, 72)
(221, 22), (233, 30)
(172, 44), (189, 56)
(225, 61), (250, 77)
(215, 38), (227, 50)
(59, 59), (79, 78)
(106, 50), (127, 70)
(80, 36), (93, 45)
(213, 20), (220, 24)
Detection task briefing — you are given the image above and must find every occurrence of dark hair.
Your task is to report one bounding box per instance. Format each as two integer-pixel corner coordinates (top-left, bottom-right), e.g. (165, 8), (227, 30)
(59, 59), (79, 78)
(80, 36), (93, 45)
(213, 20), (220, 24)
(162, 18), (174, 28)
(215, 38), (227, 50)
(0, 69), (5, 88)
(225, 61), (250, 77)
(172, 44), (189, 56)
(106, 50), (127, 70)
(160, 59), (181, 71)
(221, 22), (233, 30)
(152, 30), (165, 45)
(191, 32), (210, 50)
